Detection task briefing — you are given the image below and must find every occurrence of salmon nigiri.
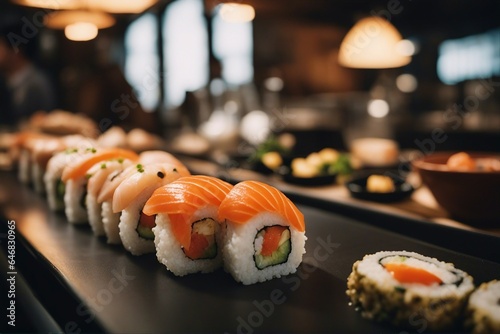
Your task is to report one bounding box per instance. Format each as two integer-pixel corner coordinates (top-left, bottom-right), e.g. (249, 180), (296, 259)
(142, 175), (233, 275)
(217, 180), (306, 285)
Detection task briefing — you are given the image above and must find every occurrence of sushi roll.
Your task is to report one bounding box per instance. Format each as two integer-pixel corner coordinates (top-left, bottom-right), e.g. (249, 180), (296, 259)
(61, 148), (139, 224)
(86, 158), (134, 236)
(43, 136), (96, 211)
(98, 164), (138, 244)
(142, 175), (233, 275)
(44, 147), (91, 211)
(217, 180), (306, 285)
(466, 280), (500, 334)
(346, 251), (475, 331)
(115, 162), (191, 254)
(31, 137), (65, 194)
(96, 150), (190, 244)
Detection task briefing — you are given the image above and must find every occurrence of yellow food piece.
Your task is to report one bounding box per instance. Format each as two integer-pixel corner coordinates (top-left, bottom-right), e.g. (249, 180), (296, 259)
(261, 151), (282, 170)
(305, 152), (324, 169)
(291, 158), (318, 178)
(318, 148), (340, 163)
(366, 175), (395, 193)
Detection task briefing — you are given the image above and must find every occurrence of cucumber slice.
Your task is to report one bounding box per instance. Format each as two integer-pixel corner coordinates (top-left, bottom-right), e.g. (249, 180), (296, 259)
(136, 224), (155, 240)
(55, 178), (65, 207)
(254, 238), (291, 270)
(136, 211), (156, 240)
(201, 241), (217, 259)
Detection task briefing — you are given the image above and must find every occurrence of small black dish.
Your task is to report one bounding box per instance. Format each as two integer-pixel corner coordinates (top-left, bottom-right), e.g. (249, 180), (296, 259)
(346, 174), (414, 202)
(250, 160), (275, 175)
(280, 164), (337, 186)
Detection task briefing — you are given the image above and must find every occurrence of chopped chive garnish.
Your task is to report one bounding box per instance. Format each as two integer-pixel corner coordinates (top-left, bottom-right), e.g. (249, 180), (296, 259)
(101, 163), (107, 169)
(137, 164), (144, 173)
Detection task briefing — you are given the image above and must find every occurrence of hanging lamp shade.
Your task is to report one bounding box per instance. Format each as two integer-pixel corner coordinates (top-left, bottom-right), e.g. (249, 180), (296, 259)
(13, 0), (158, 13)
(44, 10), (115, 30)
(338, 17), (411, 69)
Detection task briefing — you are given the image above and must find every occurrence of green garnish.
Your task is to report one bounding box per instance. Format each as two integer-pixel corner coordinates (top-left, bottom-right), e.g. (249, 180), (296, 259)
(117, 158), (124, 164)
(86, 147), (97, 153)
(249, 136), (290, 163)
(100, 163), (107, 169)
(137, 164), (144, 173)
(85, 173), (93, 179)
(65, 148), (78, 154)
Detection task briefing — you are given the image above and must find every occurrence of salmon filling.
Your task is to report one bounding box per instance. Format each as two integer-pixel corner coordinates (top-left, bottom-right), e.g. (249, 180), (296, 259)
(136, 210), (156, 240)
(254, 225), (291, 270)
(55, 178), (65, 208)
(183, 218), (217, 260)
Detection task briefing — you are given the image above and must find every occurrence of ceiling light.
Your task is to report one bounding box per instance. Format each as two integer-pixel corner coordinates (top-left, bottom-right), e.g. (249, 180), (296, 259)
(219, 3), (255, 23)
(86, 0), (158, 14)
(44, 10), (115, 29)
(12, 0), (158, 13)
(338, 17), (411, 69)
(64, 22), (98, 41)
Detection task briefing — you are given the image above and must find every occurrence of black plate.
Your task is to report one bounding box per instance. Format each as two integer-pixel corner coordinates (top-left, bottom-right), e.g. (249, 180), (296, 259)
(282, 172), (337, 186)
(346, 174), (414, 202)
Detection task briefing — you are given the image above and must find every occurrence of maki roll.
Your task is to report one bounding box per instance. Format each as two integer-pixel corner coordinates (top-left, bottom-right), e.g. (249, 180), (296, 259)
(346, 251), (475, 331)
(61, 148), (139, 224)
(44, 147), (90, 212)
(218, 180), (306, 285)
(142, 175), (233, 275)
(466, 280), (500, 334)
(86, 158), (134, 236)
(114, 162), (190, 254)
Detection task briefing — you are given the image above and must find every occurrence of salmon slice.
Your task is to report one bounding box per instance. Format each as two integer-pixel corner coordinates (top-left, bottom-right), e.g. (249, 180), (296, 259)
(218, 180), (305, 232)
(143, 175), (233, 249)
(139, 150), (191, 177)
(61, 148), (139, 182)
(112, 162), (191, 213)
(87, 159), (134, 197)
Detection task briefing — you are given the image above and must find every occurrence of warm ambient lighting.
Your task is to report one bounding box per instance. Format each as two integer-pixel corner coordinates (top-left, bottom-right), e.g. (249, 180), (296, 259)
(12, 0), (158, 13)
(44, 11), (115, 29)
(64, 22), (98, 41)
(44, 10), (114, 41)
(338, 17), (411, 69)
(219, 3), (255, 23)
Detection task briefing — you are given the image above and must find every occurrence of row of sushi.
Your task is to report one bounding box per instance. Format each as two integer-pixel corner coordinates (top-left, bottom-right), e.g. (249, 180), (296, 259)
(13, 130), (307, 285)
(347, 251), (500, 334)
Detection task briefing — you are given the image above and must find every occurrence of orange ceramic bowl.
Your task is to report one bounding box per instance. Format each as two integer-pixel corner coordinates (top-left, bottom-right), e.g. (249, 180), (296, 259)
(412, 152), (500, 226)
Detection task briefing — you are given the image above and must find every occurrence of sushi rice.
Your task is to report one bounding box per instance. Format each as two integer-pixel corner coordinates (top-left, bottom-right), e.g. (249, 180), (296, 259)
(102, 201), (122, 244)
(466, 280), (500, 334)
(223, 212), (306, 285)
(153, 206), (225, 276)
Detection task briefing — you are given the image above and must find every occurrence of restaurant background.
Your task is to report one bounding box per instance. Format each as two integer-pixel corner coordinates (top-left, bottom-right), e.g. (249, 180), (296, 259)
(1, 0), (499, 156)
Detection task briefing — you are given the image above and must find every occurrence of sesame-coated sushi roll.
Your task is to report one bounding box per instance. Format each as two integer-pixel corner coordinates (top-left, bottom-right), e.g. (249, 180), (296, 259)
(143, 175), (233, 275)
(61, 148), (139, 224)
(114, 162), (190, 254)
(346, 251), (475, 331)
(466, 280), (500, 334)
(218, 180), (307, 285)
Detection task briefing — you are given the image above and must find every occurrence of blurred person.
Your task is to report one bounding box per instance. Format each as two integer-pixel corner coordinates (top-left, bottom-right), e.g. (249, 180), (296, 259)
(0, 23), (56, 126)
